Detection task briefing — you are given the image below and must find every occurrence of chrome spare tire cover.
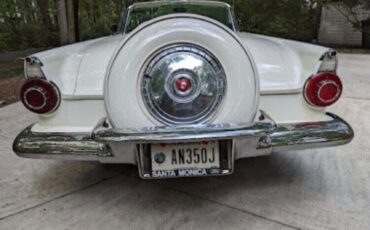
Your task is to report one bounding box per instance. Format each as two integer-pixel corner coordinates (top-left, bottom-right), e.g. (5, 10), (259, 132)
(141, 44), (226, 125)
(105, 14), (259, 129)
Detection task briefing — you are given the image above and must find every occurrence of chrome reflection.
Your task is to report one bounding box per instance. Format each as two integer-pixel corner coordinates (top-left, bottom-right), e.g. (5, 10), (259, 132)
(141, 44), (226, 125)
(13, 113), (354, 168)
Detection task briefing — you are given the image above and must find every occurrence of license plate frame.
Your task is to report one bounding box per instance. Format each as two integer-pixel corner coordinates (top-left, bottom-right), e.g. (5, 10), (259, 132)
(137, 140), (233, 179)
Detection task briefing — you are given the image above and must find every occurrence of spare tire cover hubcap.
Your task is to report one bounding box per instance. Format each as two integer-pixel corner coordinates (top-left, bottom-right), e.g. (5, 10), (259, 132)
(141, 44), (226, 125)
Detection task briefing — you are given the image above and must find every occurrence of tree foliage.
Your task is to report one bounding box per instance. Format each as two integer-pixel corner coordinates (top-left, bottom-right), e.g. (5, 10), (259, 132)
(0, 0), (368, 52)
(222, 0), (323, 41)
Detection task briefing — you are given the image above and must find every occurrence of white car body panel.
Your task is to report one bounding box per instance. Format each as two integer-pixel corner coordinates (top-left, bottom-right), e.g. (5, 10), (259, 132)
(32, 94), (328, 133)
(30, 13), (330, 133)
(34, 100), (106, 133)
(31, 30), (330, 133)
(238, 33), (329, 94)
(33, 36), (124, 98)
(34, 33), (328, 98)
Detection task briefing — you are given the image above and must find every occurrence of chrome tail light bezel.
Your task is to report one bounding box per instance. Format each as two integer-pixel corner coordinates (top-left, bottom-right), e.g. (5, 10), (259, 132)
(20, 78), (61, 114)
(303, 72), (343, 108)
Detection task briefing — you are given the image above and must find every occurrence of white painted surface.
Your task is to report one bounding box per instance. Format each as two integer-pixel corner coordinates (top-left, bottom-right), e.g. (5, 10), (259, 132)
(105, 15), (258, 128)
(33, 38), (106, 95)
(30, 94), (329, 133)
(259, 94), (328, 124)
(29, 15), (334, 131)
(238, 33), (329, 94)
(33, 23), (328, 98)
(74, 35), (125, 96)
(31, 100), (106, 133)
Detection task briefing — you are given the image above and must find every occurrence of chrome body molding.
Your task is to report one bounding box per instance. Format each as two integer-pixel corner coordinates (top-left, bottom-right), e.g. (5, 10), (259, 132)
(13, 113), (354, 166)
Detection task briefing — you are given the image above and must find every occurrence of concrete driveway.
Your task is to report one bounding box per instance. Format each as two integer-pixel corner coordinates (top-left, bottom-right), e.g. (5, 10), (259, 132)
(0, 54), (369, 230)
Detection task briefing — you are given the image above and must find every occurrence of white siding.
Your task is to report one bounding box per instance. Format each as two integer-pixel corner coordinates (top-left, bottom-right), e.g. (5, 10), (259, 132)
(318, 3), (370, 47)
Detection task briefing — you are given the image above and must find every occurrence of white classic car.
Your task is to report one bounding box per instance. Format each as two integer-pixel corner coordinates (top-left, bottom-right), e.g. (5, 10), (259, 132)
(14, 0), (354, 179)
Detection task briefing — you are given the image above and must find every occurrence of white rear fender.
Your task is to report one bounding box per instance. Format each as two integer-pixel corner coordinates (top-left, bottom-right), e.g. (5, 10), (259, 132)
(238, 33), (330, 94)
(32, 36), (125, 97)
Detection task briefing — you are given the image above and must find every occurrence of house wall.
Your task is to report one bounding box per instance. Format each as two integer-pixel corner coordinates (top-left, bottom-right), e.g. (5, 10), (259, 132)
(318, 3), (370, 47)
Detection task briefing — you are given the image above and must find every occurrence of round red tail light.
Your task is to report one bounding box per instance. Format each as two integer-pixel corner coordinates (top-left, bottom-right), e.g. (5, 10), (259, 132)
(304, 72), (343, 107)
(20, 79), (60, 114)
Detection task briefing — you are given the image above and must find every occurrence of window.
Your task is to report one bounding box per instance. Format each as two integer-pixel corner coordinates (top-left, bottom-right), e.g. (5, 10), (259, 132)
(121, 2), (236, 33)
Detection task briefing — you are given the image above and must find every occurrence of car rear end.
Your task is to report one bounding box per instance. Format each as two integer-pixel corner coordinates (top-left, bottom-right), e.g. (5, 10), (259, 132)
(13, 2), (354, 179)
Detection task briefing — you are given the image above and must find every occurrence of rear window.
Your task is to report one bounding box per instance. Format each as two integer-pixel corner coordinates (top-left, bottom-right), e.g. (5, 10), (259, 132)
(125, 3), (234, 33)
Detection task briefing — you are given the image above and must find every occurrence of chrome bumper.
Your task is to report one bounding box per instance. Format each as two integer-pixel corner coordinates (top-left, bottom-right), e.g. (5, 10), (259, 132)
(13, 113), (354, 165)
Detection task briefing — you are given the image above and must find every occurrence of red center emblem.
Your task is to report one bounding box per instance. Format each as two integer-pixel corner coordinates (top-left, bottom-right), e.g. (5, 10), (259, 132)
(175, 78), (192, 93)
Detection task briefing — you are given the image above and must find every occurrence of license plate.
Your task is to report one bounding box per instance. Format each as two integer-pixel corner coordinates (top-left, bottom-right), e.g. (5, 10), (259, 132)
(151, 141), (220, 178)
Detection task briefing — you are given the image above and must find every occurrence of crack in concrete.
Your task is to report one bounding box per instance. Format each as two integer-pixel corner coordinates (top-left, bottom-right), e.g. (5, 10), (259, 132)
(0, 175), (119, 221)
(0, 171), (299, 229)
(109, 171), (301, 229)
(145, 179), (300, 230)
(343, 96), (370, 101)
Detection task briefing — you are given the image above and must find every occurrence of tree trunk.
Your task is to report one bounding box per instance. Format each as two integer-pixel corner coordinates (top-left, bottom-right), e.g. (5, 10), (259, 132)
(66, 0), (79, 43)
(108, 0), (113, 26)
(313, 2), (324, 42)
(73, 0), (80, 42)
(57, 0), (68, 45)
(66, 0), (75, 43)
(20, 0), (34, 24)
(37, 0), (52, 29)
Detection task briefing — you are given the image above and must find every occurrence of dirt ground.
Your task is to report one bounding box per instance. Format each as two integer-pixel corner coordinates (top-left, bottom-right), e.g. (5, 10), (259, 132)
(0, 77), (23, 107)
(0, 61), (24, 107)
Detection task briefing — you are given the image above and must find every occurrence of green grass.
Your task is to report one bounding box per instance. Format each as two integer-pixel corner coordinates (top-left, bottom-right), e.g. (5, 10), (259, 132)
(0, 63), (23, 80)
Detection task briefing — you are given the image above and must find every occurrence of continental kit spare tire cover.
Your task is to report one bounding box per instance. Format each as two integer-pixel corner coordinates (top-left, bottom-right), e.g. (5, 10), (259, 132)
(104, 14), (259, 128)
